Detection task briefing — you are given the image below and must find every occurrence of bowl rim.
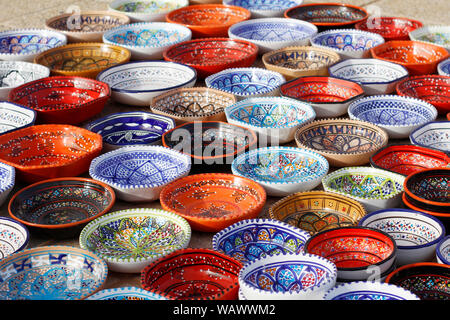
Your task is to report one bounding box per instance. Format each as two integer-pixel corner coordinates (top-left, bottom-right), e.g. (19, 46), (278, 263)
(354, 16), (423, 35)
(8, 177), (116, 230)
(438, 57), (450, 76)
(436, 235), (450, 265)
(0, 216), (30, 254)
(0, 161), (15, 193)
(409, 120), (450, 152)
(86, 286), (170, 300)
(408, 25), (450, 49)
(0, 101), (37, 135)
(0, 60), (51, 86)
(384, 261), (450, 284)
(88, 145), (192, 190)
(108, 0), (189, 17)
(79, 207), (192, 265)
(223, 0), (304, 14)
(402, 192), (450, 218)
(396, 74), (450, 100)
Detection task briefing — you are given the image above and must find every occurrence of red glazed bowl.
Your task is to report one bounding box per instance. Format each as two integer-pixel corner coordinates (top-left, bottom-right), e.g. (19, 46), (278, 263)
(396, 75), (450, 114)
(160, 173), (266, 232)
(141, 248), (242, 300)
(163, 38), (258, 79)
(370, 40), (450, 76)
(166, 4), (251, 38)
(355, 17), (423, 41)
(0, 124), (102, 183)
(8, 76), (110, 125)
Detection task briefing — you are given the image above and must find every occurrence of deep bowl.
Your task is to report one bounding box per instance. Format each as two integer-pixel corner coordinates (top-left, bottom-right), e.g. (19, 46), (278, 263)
(89, 145), (191, 202)
(79, 208), (191, 273)
(141, 248), (242, 300)
(108, 0), (189, 22)
(280, 76), (364, 118)
(87, 287), (169, 300)
(438, 58), (450, 76)
(355, 17), (423, 41)
(409, 25), (450, 51)
(0, 162), (14, 207)
(231, 146), (328, 197)
(294, 118), (389, 167)
(409, 121), (450, 153)
(224, 96), (316, 144)
(436, 236), (450, 265)
(223, 0), (304, 18)
(0, 245), (108, 300)
(269, 191), (367, 235)
(160, 173), (266, 232)
(323, 281), (420, 300)
(0, 101), (36, 136)
(0, 217), (29, 259)
(8, 76), (110, 125)
(96, 61), (197, 106)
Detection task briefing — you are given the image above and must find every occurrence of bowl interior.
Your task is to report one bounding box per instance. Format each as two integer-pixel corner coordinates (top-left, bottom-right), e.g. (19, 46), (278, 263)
(105, 25), (189, 47)
(372, 42), (448, 64)
(356, 17), (422, 38)
(406, 170), (450, 205)
(0, 219), (28, 258)
(411, 123), (450, 151)
(411, 27), (450, 47)
(0, 62), (49, 88)
(0, 32), (65, 55)
(0, 163), (14, 189)
(312, 31), (383, 51)
(438, 237), (450, 264)
(113, 0), (185, 14)
(47, 13), (129, 32)
(0, 102), (36, 135)
(286, 4), (367, 24)
(168, 5), (249, 26)
(264, 48), (339, 71)
(226, 0), (301, 11)
(397, 76), (450, 104)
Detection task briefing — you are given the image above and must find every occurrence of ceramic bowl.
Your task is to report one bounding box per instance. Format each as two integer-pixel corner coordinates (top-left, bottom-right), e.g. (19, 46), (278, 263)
(89, 145), (191, 202)
(231, 147), (328, 197)
(396, 75), (450, 114)
(385, 262), (450, 300)
(141, 248), (242, 300)
(323, 281), (420, 300)
(294, 118), (389, 167)
(438, 58), (450, 76)
(103, 22), (192, 60)
(409, 121), (450, 153)
(211, 218), (311, 264)
(0, 29), (67, 62)
(0, 61), (50, 100)
(370, 40), (449, 76)
(205, 67), (285, 100)
(162, 38), (258, 79)
(161, 121), (257, 166)
(0, 101), (36, 136)
(409, 25), (450, 51)
(108, 0), (189, 22)
(436, 236), (450, 265)
(328, 58), (409, 95)
(355, 17), (423, 41)
(33, 43), (131, 79)
(85, 111), (175, 150)
(96, 61), (197, 106)
(239, 252), (337, 300)
(269, 191), (367, 235)
(310, 29), (385, 60)
(359, 209), (446, 266)
(8, 177), (115, 239)
(228, 18), (318, 54)
(280, 76), (364, 118)
(0, 217), (29, 259)
(223, 0), (304, 18)
(86, 287), (169, 300)
(225, 97), (316, 144)
(0, 162), (14, 207)
(261, 46), (340, 81)
(45, 11), (131, 43)
(79, 208), (191, 273)
(305, 226), (397, 282)
(370, 144), (450, 177)
(8, 76), (110, 125)
(347, 95), (438, 139)
(0, 245), (107, 300)
(165, 4), (251, 38)
(322, 166), (405, 213)
(150, 87), (236, 124)
(160, 173), (266, 232)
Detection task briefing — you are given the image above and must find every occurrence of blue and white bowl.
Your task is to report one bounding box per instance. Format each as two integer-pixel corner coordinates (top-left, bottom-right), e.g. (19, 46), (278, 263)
(239, 252), (337, 300)
(212, 218), (311, 264)
(323, 281), (420, 300)
(86, 286), (169, 300)
(409, 121), (450, 153)
(0, 217), (29, 259)
(328, 58), (409, 95)
(85, 111), (175, 150)
(232, 146), (329, 197)
(438, 57), (450, 76)
(0, 28), (67, 62)
(225, 96), (315, 144)
(348, 95), (438, 139)
(409, 25), (450, 52)
(223, 0), (303, 18)
(108, 0), (189, 22)
(436, 235), (450, 265)
(358, 209), (446, 266)
(205, 67), (285, 101)
(96, 61), (197, 106)
(0, 101), (36, 136)
(103, 22), (191, 60)
(228, 18), (318, 54)
(311, 29), (385, 60)
(0, 162), (14, 207)
(89, 145), (191, 202)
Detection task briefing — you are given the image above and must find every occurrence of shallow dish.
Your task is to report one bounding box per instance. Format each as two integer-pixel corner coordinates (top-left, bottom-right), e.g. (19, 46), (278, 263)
(86, 287), (169, 300)
(160, 173), (266, 232)
(0, 102), (36, 136)
(108, 0), (189, 22)
(141, 248), (242, 300)
(269, 191), (367, 235)
(228, 17), (318, 54)
(328, 58), (409, 95)
(0, 124), (102, 183)
(231, 147), (328, 197)
(409, 121), (450, 153)
(438, 58), (450, 76)
(355, 17), (423, 41)
(96, 61), (197, 106)
(8, 76), (110, 125)
(294, 118), (389, 167)
(323, 281), (419, 300)
(162, 38), (258, 79)
(225, 97), (315, 144)
(223, 0), (303, 18)
(0, 217), (29, 259)
(409, 25), (450, 51)
(348, 95), (438, 139)
(280, 76), (363, 118)
(212, 218), (311, 264)
(436, 236), (450, 265)
(79, 208), (191, 273)
(89, 145), (191, 202)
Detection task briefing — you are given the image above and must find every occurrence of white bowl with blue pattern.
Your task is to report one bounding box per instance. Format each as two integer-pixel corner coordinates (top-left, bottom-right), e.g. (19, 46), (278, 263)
(108, 0), (189, 22)
(0, 101), (36, 136)
(323, 281), (420, 300)
(86, 286), (169, 300)
(409, 121), (450, 153)
(436, 235), (450, 265)
(223, 0), (303, 18)
(438, 57), (450, 76)
(0, 162), (14, 207)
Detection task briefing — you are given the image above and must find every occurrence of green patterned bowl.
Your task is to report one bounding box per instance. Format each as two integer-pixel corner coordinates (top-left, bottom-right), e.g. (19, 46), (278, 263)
(79, 208), (192, 273)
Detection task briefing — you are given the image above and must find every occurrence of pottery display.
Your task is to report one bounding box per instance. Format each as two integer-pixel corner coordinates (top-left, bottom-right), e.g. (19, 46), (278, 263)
(0, 217), (29, 259)
(223, 0), (304, 18)
(108, 0), (189, 22)
(355, 17), (423, 41)
(323, 281), (420, 300)
(409, 121), (450, 153)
